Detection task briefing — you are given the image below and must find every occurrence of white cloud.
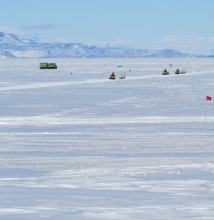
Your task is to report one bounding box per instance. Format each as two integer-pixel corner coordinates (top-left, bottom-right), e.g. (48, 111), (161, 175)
(0, 26), (30, 36)
(160, 35), (205, 43)
(0, 26), (66, 43)
(208, 37), (214, 42)
(155, 34), (214, 54)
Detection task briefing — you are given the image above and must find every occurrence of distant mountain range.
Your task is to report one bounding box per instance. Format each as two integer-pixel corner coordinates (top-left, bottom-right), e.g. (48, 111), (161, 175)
(0, 30), (210, 58)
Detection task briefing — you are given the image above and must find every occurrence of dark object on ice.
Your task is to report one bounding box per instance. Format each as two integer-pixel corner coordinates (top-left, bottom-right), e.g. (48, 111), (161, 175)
(118, 66), (123, 67)
(40, 63), (49, 69)
(162, 69), (170, 75)
(109, 72), (116, 80)
(40, 63), (57, 69)
(175, 69), (180, 74)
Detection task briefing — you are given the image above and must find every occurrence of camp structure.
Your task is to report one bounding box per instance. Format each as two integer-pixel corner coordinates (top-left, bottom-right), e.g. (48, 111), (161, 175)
(40, 63), (57, 69)
(175, 69), (180, 74)
(119, 72), (126, 79)
(109, 72), (116, 80)
(181, 68), (186, 74)
(162, 69), (170, 75)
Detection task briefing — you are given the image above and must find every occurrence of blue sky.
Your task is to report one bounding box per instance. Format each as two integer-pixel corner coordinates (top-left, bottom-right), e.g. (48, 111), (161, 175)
(1, 0), (214, 54)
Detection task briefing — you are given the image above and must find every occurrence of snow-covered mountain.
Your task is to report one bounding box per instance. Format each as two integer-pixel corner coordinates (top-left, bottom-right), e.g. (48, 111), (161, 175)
(0, 29), (203, 58)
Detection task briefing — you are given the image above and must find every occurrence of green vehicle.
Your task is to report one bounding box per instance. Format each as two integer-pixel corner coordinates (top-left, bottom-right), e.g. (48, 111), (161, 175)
(40, 63), (49, 69)
(47, 63), (57, 69)
(40, 63), (57, 69)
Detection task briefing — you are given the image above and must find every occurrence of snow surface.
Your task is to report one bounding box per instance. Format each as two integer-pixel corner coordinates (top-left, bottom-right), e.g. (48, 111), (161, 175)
(0, 58), (214, 219)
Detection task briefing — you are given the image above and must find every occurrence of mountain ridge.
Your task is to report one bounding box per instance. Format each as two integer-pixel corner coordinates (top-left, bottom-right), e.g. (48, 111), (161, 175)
(0, 31), (206, 58)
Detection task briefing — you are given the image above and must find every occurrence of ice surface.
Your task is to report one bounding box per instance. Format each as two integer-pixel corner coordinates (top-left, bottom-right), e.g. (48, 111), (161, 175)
(0, 58), (214, 219)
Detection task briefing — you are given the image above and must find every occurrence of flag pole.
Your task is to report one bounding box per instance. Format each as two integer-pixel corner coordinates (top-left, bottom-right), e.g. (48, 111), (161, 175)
(205, 99), (207, 123)
(205, 96), (212, 123)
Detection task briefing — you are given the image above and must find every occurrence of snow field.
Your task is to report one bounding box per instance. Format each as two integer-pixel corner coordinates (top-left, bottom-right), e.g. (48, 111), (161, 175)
(0, 58), (214, 219)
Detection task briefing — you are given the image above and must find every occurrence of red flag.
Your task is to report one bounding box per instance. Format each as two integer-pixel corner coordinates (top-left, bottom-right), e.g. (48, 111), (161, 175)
(206, 96), (212, 101)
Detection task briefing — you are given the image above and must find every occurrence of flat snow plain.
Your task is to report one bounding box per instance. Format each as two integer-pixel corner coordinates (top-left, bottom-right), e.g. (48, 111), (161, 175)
(0, 58), (214, 220)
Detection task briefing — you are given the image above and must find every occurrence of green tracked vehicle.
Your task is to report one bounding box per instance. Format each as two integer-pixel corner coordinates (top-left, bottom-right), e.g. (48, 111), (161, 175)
(40, 63), (57, 69)
(47, 63), (57, 69)
(40, 63), (49, 69)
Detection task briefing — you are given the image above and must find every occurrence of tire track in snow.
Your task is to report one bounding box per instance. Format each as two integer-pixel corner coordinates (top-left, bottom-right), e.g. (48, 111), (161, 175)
(0, 70), (210, 92)
(0, 78), (110, 91)
(0, 116), (212, 126)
